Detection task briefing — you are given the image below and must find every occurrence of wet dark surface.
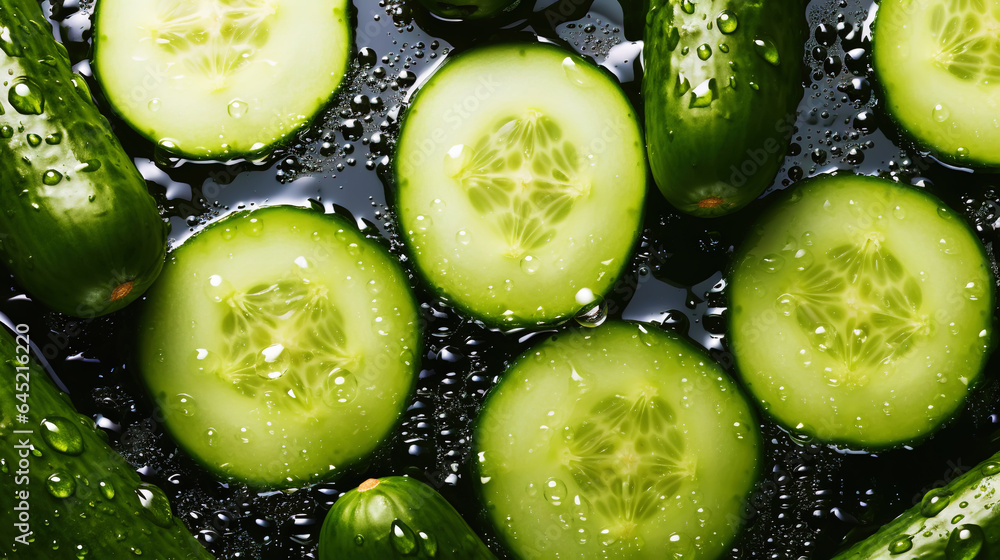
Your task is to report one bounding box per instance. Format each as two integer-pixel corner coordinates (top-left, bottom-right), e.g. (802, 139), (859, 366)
(4, 0), (1000, 558)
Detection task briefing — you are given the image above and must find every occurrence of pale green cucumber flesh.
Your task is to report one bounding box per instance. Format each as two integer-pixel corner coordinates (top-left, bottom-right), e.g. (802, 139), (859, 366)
(729, 174), (994, 448)
(93, 0), (351, 159)
(474, 322), (760, 559)
(874, 0), (1000, 167)
(395, 42), (646, 327)
(138, 206), (421, 487)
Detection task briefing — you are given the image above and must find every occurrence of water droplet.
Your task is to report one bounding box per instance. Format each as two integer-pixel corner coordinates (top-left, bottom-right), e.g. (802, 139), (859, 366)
(456, 230), (470, 245)
(246, 217), (263, 236)
(981, 462), (1000, 476)
(792, 248), (814, 271)
(40, 417), (84, 455)
(675, 72), (691, 96)
(0, 125), (12, 138)
(946, 524), (984, 560)
(323, 370), (358, 405)
(228, 99), (248, 118)
(147, 98), (161, 112)
(42, 170), (62, 185)
(99, 480), (115, 500)
(78, 160), (101, 173)
(520, 255), (539, 275)
(759, 253), (785, 273)
(920, 488), (951, 517)
(9, 77), (44, 114)
(888, 535), (913, 554)
(255, 343), (291, 380)
(46, 473), (76, 498)
(776, 293), (795, 316)
(390, 520), (418, 555)
(562, 57), (590, 87)
(681, 0), (695, 14)
(697, 43), (712, 60)
(353, 534), (365, 546)
(717, 10), (738, 34)
(933, 104), (950, 123)
(135, 483), (174, 528)
(419, 531), (437, 556)
(168, 393), (198, 417)
(413, 214), (431, 232)
(45, 132), (61, 145)
(443, 144), (470, 177)
(575, 296), (607, 328)
(26, 133), (41, 147)
(690, 78), (718, 108)
(753, 38), (781, 66)
(544, 477), (568, 505)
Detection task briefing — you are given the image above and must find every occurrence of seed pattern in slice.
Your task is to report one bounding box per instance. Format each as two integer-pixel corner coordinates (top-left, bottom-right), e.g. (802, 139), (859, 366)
(447, 111), (590, 258)
(929, 0), (1000, 84)
(781, 234), (928, 388)
(206, 268), (359, 412)
(563, 392), (692, 539)
(144, 0), (278, 88)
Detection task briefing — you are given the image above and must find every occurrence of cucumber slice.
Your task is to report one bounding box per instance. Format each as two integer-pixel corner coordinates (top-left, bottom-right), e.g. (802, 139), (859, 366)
(474, 322), (761, 558)
(93, 0), (351, 160)
(395, 42), (646, 327)
(138, 206), (421, 488)
(873, 0), (1000, 167)
(729, 174), (994, 449)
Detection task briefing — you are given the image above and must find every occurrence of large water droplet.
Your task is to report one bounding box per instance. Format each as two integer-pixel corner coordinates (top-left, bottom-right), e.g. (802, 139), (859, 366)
(544, 478), (568, 505)
(520, 255), (540, 275)
(99, 480), (115, 500)
(135, 483), (174, 528)
(697, 43), (712, 60)
(168, 393), (198, 417)
(228, 99), (248, 118)
(148, 98), (161, 112)
(888, 535), (913, 554)
(575, 296), (607, 328)
(753, 38), (781, 66)
(946, 524), (984, 560)
(690, 78), (718, 108)
(323, 370), (358, 406)
(562, 57), (591, 87)
(255, 343), (291, 380)
(40, 417), (84, 455)
(418, 531), (438, 557)
(717, 10), (738, 34)
(981, 462), (1000, 476)
(9, 77), (44, 115)
(932, 104), (950, 123)
(46, 473), (76, 498)
(920, 488), (951, 517)
(390, 519), (418, 555)
(42, 170), (63, 186)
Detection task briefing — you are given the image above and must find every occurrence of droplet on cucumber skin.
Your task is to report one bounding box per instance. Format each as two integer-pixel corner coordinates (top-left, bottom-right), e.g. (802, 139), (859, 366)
(0, 125), (12, 138)
(981, 461), (1000, 476)
(135, 483), (174, 528)
(9, 77), (44, 115)
(753, 38), (781, 66)
(919, 487), (951, 517)
(717, 10), (738, 34)
(418, 531), (437, 556)
(945, 524), (984, 559)
(697, 44), (712, 60)
(46, 472), (76, 498)
(390, 520), (418, 555)
(99, 480), (115, 500)
(353, 534), (364, 546)
(27, 133), (41, 147)
(689, 78), (718, 108)
(40, 416), (84, 455)
(887, 535), (912, 554)
(562, 57), (591, 87)
(42, 170), (63, 185)
(681, 0), (695, 14)
(575, 296), (607, 328)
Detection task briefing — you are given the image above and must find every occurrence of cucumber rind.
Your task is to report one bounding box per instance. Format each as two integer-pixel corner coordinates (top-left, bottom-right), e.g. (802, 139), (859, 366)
(395, 41), (646, 327)
(473, 321), (761, 559)
(138, 206), (421, 488)
(92, 0), (353, 160)
(729, 174), (995, 449)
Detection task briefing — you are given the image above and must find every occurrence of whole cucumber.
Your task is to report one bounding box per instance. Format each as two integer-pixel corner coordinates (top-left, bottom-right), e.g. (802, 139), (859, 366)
(833, 452), (1000, 558)
(643, 0), (806, 217)
(0, 0), (166, 317)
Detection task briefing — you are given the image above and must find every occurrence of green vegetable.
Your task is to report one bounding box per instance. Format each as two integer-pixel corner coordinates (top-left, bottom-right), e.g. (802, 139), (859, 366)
(643, 0), (805, 216)
(474, 321), (761, 558)
(138, 206), (421, 488)
(832, 452), (1000, 558)
(414, 0), (521, 20)
(395, 42), (646, 327)
(729, 174), (994, 448)
(319, 476), (496, 559)
(0, 327), (213, 558)
(873, 0), (1000, 167)
(0, 0), (166, 317)
(93, 0), (352, 160)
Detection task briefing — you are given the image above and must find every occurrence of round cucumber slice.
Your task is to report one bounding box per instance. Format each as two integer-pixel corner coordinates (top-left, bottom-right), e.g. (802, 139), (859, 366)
(474, 322), (760, 559)
(93, 0), (351, 160)
(730, 174), (994, 449)
(395, 42), (646, 327)
(874, 0), (1000, 167)
(138, 206), (421, 488)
